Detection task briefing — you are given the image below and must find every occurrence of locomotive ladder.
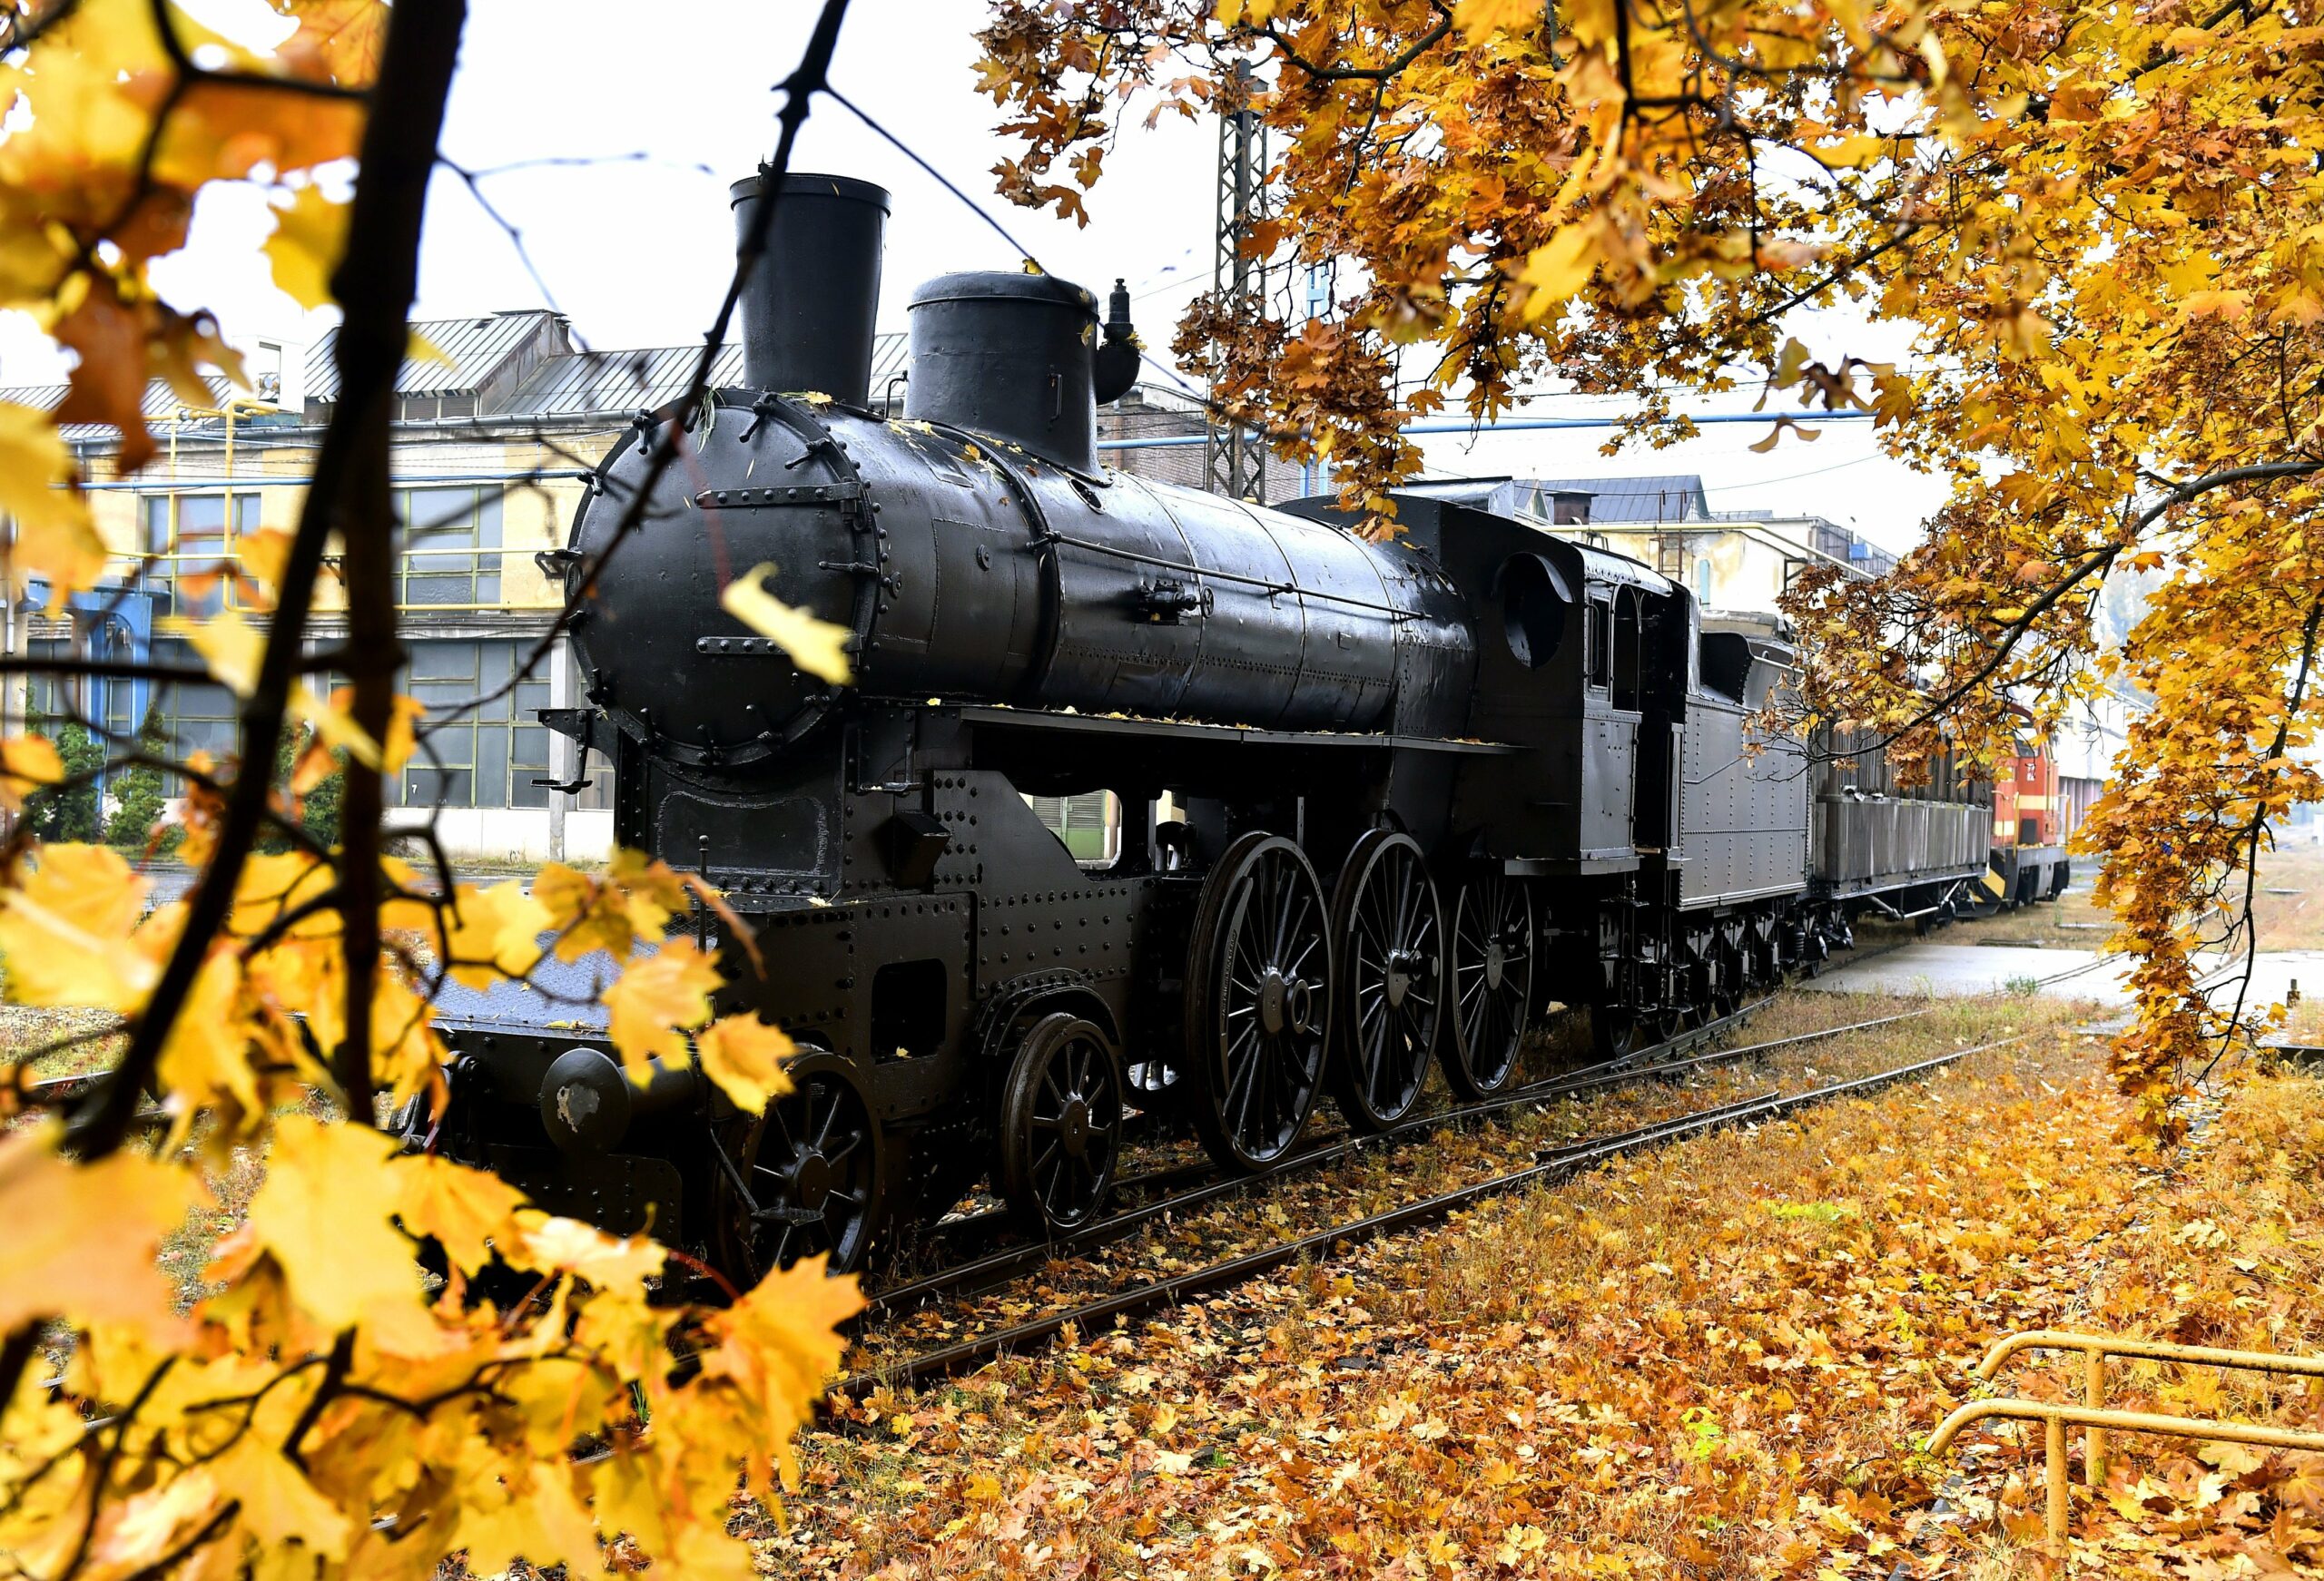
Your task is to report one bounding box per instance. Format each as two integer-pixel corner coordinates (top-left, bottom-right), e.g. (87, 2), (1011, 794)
(1928, 1329), (2324, 1556)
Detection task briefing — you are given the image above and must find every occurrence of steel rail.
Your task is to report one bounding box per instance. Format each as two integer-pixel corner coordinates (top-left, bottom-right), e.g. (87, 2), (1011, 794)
(867, 993), (1784, 1315)
(841, 1028), (2034, 1399)
(871, 996), (1945, 1317)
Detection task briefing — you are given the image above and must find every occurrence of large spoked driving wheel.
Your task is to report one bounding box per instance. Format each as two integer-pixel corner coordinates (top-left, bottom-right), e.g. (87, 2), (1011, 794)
(1328, 830), (1443, 1131)
(1185, 832), (1334, 1172)
(999, 1013), (1126, 1236)
(712, 1054), (883, 1281)
(1444, 872), (1534, 1097)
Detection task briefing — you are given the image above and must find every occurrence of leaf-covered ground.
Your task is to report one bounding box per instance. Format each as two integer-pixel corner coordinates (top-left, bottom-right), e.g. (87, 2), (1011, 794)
(768, 1000), (2324, 1578)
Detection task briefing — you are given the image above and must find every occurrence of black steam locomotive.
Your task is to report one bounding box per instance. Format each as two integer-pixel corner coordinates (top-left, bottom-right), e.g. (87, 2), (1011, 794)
(417, 172), (1995, 1280)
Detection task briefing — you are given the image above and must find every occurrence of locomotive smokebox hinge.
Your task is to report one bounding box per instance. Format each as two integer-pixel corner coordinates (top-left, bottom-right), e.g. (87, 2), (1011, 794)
(881, 809), (951, 889)
(692, 481), (864, 508)
(1131, 577), (1212, 624)
(534, 547), (582, 582)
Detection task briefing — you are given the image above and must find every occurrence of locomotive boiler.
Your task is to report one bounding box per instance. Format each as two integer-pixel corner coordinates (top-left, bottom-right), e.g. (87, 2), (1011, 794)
(418, 170), (1977, 1281)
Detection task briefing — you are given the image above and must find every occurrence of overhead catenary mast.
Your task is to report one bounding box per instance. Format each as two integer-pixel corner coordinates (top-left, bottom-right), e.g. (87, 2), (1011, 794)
(1206, 66), (1268, 504)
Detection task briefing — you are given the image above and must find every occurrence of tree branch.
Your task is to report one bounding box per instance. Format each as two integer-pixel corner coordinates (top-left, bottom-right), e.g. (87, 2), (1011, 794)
(66, 0), (467, 1159)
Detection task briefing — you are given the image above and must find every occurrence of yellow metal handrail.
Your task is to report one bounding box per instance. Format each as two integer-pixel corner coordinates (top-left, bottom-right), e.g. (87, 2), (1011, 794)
(1978, 1330), (2324, 1486)
(1931, 1329), (2324, 1555)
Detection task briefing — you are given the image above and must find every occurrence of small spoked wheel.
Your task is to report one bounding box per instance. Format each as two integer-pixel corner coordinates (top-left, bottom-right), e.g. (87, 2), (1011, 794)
(1185, 831), (1334, 1172)
(1679, 931), (1718, 1030)
(1328, 830), (1444, 1131)
(1591, 999), (1649, 1062)
(999, 1013), (1126, 1236)
(712, 1053), (883, 1281)
(1710, 933), (1746, 1021)
(1443, 871), (1534, 1098)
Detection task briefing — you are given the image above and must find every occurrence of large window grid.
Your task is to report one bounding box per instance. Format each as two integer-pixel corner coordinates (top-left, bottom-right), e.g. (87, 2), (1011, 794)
(20, 635), (565, 812)
(399, 639), (553, 810)
(139, 493), (261, 617)
(396, 487), (503, 608)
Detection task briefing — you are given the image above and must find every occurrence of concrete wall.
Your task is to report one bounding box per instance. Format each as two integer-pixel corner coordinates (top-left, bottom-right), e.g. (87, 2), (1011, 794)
(385, 806), (614, 869)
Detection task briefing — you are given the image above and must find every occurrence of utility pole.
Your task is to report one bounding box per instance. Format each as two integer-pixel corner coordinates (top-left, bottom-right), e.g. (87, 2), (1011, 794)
(1206, 67), (1267, 504)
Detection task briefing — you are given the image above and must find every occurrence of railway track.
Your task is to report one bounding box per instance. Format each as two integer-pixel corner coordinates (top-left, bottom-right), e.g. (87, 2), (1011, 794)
(876, 992), (1776, 1304)
(864, 934), (1955, 1307)
(842, 1020), (2035, 1400)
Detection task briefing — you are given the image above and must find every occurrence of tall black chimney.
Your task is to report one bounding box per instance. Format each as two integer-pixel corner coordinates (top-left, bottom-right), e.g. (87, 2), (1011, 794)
(727, 171), (890, 406)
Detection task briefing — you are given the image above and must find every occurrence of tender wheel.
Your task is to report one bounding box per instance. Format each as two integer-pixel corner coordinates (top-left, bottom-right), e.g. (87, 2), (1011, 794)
(1444, 871), (1534, 1097)
(1185, 831), (1333, 1172)
(1679, 929), (1717, 1031)
(1328, 830), (1444, 1131)
(711, 1053), (883, 1281)
(999, 1013), (1125, 1235)
(1710, 932), (1745, 1021)
(1590, 1000), (1643, 1061)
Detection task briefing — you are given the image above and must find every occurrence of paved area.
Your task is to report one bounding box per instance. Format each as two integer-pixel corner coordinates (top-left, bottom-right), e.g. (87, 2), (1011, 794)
(1807, 940), (2324, 1011)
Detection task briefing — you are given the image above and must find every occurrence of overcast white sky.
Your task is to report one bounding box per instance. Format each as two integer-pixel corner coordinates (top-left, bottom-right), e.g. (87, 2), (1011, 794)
(1, 0), (1954, 546)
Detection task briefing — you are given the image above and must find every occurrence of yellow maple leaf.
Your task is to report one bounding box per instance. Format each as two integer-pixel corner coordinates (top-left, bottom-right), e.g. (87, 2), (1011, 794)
(0, 402), (106, 598)
(515, 1209), (666, 1293)
(720, 563), (855, 684)
(442, 878), (551, 991)
(695, 1254), (866, 1489)
(235, 524), (295, 597)
(600, 937), (722, 1077)
(1515, 227), (1596, 321)
(246, 1115), (440, 1352)
(211, 1433), (353, 1560)
(1453, 0), (1538, 36)
(0, 732), (64, 813)
(694, 1012), (795, 1114)
(0, 842), (156, 1011)
(395, 1152), (530, 1277)
(450, 1472), (601, 1577)
(264, 182), (350, 310)
(153, 944), (265, 1123)
(167, 608), (264, 695)
(368, 971), (445, 1104)
(0, 1122), (200, 1343)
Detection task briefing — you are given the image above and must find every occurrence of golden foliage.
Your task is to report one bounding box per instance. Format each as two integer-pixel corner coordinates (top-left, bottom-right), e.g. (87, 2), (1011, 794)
(0, 12), (866, 1568)
(0, 842), (855, 1576)
(978, 0), (2324, 1128)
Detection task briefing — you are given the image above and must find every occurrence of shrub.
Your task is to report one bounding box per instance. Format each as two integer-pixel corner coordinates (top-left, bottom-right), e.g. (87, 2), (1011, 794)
(104, 704), (170, 847)
(24, 709), (102, 842)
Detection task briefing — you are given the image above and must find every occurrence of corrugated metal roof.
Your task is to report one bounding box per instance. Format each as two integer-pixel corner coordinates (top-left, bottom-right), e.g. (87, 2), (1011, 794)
(305, 311), (562, 399)
(498, 330), (909, 416)
(498, 343), (743, 416)
(1523, 475), (1711, 522)
(0, 376), (235, 443)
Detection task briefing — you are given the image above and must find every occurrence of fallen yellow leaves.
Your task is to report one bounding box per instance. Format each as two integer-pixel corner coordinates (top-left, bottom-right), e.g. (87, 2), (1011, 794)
(778, 1021), (2323, 1577)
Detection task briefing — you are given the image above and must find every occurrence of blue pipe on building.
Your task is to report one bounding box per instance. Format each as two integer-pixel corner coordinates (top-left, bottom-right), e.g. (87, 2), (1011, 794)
(1098, 408), (1876, 450)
